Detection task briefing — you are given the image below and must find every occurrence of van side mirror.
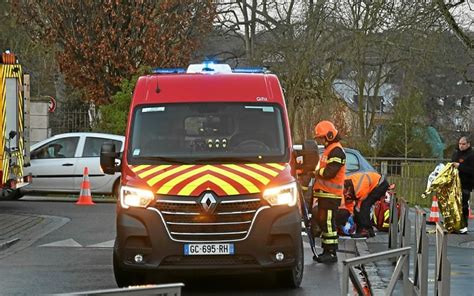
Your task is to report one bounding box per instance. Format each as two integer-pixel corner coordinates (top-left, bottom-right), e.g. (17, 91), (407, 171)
(100, 142), (121, 175)
(301, 140), (319, 174)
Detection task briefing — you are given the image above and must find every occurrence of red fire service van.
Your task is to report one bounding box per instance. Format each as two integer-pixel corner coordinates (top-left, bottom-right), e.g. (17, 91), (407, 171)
(101, 61), (304, 288)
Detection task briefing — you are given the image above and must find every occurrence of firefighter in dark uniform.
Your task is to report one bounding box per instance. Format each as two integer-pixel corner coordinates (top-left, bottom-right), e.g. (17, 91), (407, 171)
(312, 120), (346, 263)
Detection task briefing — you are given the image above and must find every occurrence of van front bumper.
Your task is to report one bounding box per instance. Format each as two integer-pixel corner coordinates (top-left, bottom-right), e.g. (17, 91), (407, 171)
(115, 204), (302, 272)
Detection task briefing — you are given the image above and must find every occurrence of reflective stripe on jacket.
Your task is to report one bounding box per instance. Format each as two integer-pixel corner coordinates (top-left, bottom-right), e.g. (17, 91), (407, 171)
(313, 142), (346, 199)
(346, 171), (383, 209)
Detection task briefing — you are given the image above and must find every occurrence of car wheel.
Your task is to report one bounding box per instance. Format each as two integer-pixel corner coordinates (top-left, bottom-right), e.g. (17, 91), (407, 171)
(113, 247), (147, 287)
(276, 239), (304, 288)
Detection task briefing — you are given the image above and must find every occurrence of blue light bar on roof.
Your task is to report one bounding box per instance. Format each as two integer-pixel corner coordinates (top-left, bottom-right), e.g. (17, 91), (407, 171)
(152, 68), (186, 74)
(233, 67), (268, 74)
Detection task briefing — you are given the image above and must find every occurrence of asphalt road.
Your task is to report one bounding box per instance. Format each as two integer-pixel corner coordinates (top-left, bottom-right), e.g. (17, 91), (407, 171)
(0, 198), (352, 295)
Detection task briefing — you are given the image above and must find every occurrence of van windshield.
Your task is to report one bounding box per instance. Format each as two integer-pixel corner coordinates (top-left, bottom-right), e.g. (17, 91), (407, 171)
(128, 103), (288, 164)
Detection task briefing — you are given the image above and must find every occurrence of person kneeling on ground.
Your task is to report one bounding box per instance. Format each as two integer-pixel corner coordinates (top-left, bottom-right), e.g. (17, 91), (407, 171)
(344, 171), (389, 238)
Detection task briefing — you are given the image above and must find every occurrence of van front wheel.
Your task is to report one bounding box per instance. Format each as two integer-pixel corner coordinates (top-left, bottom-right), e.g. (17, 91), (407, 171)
(276, 239), (304, 288)
(113, 249), (147, 287)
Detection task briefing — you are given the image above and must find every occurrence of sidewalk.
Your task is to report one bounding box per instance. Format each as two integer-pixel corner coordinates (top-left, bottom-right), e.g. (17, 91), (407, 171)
(0, 194), (113, 256)
(353, 207), (474, 295)
(0, 211), (68, 259)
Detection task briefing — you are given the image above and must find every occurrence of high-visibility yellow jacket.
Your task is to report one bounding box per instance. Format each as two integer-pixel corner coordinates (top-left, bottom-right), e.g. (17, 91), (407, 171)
(343, 171), (383, 213)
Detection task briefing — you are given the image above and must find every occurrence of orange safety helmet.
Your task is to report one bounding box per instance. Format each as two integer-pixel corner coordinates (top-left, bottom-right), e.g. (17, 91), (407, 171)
(314, 120), (338, 141)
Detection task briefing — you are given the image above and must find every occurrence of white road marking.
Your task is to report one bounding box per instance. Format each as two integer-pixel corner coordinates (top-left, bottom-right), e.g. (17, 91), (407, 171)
(39, 239), (82, 248)
(87, 240), (114, 248)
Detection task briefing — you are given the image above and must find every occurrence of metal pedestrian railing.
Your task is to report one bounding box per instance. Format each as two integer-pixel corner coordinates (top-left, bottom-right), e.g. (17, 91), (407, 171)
(342, 196), (452, 296)
(398, 198), (411, 249)
(341, 246), (412, 295)
(435, 223), (450, 296)
(388, 193), (399, 250)
(410, 206), (428, 296)
(388, 196), (411, 252)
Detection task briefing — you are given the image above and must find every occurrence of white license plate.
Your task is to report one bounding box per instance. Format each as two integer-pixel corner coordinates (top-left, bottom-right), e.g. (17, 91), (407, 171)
(184, 243), (234, 255)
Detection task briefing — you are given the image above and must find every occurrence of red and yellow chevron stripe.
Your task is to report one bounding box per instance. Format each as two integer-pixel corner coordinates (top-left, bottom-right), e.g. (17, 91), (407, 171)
(0, 62), (24, 185)
(130, 163), (286, 196)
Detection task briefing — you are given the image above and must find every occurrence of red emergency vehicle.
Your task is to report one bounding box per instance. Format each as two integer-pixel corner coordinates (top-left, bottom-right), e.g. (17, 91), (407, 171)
(101, 62), (303, 287)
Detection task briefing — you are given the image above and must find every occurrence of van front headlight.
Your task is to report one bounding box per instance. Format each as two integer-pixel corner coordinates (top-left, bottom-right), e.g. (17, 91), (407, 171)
(120, 186), (155, 209)
(263, 182), (298, 207)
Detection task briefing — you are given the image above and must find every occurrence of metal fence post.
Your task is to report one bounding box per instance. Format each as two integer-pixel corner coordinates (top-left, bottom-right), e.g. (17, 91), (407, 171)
(397, 198), (411, 295)
(381, 160), (388, 176)
(398, 198), (411, 249)
(435, 223), (450, 296)
(411, 206), (428, 296)
(389, 194), (399, 249)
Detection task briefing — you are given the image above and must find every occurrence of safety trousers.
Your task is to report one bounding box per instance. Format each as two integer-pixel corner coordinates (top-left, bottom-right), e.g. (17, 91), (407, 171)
(356, 179), (390, 229)
(314, 198), (341, 251)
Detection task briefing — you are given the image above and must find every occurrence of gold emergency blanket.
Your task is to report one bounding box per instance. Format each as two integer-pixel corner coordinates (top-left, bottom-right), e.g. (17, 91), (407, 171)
(422, 163), (465, 232)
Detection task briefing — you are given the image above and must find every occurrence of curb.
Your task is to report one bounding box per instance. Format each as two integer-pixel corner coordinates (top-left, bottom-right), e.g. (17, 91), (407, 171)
(0, 238), (20, 251)
(0, 214), (70, 260)
(20, 195), (117, 203)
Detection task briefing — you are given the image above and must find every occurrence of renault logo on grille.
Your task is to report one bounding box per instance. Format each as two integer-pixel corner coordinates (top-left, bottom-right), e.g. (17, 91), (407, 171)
(200, 192), (217, 214)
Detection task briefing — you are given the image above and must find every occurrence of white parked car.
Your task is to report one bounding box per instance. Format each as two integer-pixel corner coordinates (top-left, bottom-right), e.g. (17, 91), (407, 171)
(24, 132), (124, 196)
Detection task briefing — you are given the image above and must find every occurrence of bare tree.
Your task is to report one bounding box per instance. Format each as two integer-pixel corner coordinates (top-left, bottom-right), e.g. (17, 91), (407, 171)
(214, 0), (471, 148)
(215, 1), (346, 142)
(434, 0), (473, 84)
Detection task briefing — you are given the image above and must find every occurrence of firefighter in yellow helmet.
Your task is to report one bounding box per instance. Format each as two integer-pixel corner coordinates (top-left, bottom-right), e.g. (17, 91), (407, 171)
(312, 120), (346, 263)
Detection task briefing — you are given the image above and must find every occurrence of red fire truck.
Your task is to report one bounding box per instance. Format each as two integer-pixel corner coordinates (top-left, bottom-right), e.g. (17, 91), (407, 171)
(101, 62), (303, 288)
(0, 50), (31, 199)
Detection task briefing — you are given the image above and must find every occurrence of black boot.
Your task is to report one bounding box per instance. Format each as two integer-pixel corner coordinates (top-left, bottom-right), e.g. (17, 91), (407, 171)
(315, 250), (337, 263)
(368, 228), (375, 237)
(351, 228), (372, 239)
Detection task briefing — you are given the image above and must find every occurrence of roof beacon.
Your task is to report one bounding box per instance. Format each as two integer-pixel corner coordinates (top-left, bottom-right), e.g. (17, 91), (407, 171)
(187, 60), (232, 74)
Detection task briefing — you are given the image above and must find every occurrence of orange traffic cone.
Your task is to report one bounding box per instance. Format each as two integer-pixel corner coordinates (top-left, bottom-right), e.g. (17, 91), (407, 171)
(76, 167), (95, 205)
(427, 195), (440, 223)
